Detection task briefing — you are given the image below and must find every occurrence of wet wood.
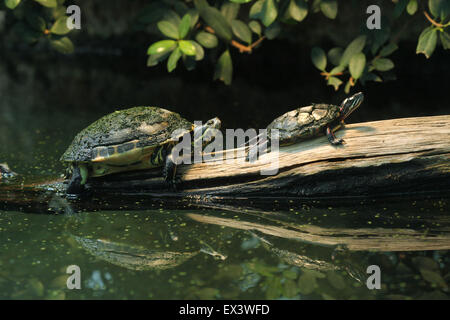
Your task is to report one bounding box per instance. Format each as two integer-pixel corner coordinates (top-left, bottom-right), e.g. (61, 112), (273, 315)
(1, 115), (450, 203)
(90, 115), (450, 198)
(187, 213), (450, 252)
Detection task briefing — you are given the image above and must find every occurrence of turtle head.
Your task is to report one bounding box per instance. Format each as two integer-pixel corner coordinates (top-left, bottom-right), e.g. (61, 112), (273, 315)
(340, 92), (364, 120)
(193, 117), (222, 147)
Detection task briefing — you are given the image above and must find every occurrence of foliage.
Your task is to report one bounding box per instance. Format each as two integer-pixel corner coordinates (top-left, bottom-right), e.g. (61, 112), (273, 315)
(1, 0), (74, 53)
(1, 0), (449, 91)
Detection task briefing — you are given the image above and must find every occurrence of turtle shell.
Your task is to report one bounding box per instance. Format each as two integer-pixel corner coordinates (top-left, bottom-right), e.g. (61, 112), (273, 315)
(267, 104), (341, 145)
(61, 107), (193, 163)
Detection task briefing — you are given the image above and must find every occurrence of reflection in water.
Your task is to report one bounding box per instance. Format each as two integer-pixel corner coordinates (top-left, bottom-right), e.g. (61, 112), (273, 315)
(0, 196), (449, 299)
(71, 235), (199, 271)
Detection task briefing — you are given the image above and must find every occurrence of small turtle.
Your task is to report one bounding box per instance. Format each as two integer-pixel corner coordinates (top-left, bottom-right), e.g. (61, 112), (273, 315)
(61, 107), (221, 198)
(248, 92), (364, 156)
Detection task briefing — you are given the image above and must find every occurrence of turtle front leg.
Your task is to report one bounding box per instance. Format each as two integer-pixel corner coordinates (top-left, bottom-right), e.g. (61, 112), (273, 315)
(163, 149), (181, 191)
(326, 127), (344, 145)
(65, 164), (89, 199)
(66, 165), (85, 198)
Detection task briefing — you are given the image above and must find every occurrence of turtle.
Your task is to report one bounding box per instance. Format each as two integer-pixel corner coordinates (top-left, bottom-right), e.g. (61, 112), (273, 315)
(61, 106), (221, 198)
(247, 92), (364, 157)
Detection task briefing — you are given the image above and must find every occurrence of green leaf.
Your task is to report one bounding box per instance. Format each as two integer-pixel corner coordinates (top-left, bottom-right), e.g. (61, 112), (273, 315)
(52, 6), (66, 19)
(221, 1), (240, 23)
(349, 52), (366, 79)
(379, 43), (398, 56)
(147, 51), (171, 67)
(229, 0), (252, 3)
(249, 20), (262, 36)
(311, 47), (327, 71)
(214, 50), (233, 85)
(157, 20), (180, 39)
(191, 41), (204, 61)
(187, 9), (199, 28)
(199, 6), (232, 41)
(25, 13), (46, 32)
(373, 58), (395, 71)
(328, 47), (343, 66)
(182, 54), (196, 71)
(50, 36), (74, 54)
(440, 31), (450, 50)
(429, 0), (449, 20)
(195, 31), (218, 48)
(178, 40), (197, 56)
(50, 17), (70, 35)
(329, 65), (344, 75)
(416, 26), (438, 58)
(393, 0), (408, 18)
(339, 35), (367, 67)
(327, 76), (342, 91)
(264, 21), (281, 39)
(344, 79), (352, 94)
(193, 0), (209, 10)
(370, 28), (390, 55)
(161, 10), (182, 27)
(261, 0), (278, 27)
(147, 40), (177, 55)
(231, 19), (252, 44)
(5, 0), (21, 9)
(320, 0), (337, 19)
(407, 0), (418, 15)
(360, 72), (382, 84)
(172, 1), (189, 16)
(288, 0), (308, 22)
(250, 0), (265, 19)
(34, 0), (57, 8)
(167, 47), (182, 72)
(178, 14), (191, 39)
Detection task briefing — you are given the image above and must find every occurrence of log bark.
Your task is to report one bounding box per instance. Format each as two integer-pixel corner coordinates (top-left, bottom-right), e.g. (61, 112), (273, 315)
(88, 115), (450, 198)
(1, 115), (450, 204)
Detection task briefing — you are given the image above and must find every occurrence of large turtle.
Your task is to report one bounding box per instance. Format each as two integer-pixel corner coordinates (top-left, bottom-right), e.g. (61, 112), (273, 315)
(247, 92), (364, 157)
(61, 107), (221, 198)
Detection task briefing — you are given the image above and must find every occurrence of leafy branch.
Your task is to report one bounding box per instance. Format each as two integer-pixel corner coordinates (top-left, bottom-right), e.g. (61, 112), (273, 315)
(2, 0), (449, 88)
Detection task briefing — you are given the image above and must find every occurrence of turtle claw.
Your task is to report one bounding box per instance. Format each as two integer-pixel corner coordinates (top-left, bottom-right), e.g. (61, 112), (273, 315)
(65, 165), (92, 199)
(331, 138), (345, 145)
(326, 127), (345, 146)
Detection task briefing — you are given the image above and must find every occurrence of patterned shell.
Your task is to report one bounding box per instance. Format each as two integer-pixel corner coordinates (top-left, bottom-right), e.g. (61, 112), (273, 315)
(267, 104), (341, 145)
(61, 107), (193, 162)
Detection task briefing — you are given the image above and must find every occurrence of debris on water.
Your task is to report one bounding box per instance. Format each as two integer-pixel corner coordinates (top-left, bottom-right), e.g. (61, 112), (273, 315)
(200, 241), (227, 261)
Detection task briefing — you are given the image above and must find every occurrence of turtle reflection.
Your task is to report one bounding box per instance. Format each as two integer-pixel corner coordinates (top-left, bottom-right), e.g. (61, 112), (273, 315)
(71, 234), (225, 271)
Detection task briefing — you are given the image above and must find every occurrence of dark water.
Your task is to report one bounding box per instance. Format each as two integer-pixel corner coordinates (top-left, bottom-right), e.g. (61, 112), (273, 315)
(0, 197), (449, 300)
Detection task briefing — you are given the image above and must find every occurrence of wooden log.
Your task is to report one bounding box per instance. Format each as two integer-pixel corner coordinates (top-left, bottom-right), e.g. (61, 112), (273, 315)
(90, 115), (450, 198)
(1, 115), (449, 206)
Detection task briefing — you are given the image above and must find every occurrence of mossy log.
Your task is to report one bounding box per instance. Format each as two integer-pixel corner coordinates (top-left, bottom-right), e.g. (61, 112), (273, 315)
(1, 115), (449, 206)
(2, 115), (450, 200)
(89, 115), (450, 198)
